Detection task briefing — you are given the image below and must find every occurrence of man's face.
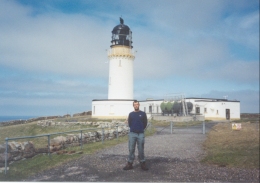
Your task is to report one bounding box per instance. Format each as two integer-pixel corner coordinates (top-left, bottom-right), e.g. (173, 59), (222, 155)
(133, 102), (140, 111)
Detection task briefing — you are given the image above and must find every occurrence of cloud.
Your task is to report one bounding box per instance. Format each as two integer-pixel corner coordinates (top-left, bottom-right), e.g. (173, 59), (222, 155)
(0, 0), (112, 77)
(222, 11), (259, 50)
(0, 0), (258, 116)
(0, 76), (107, 115)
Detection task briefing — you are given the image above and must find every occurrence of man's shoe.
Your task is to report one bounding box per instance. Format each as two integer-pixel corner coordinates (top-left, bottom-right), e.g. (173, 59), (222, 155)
(123, 162), (133, 170)
(140, 162), (148, 171)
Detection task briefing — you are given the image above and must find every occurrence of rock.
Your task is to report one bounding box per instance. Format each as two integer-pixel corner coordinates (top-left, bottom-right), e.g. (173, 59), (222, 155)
(23, 141), (35, 153)
(0, 145), (5, 153)
(8, 141), (20, 151)
(0, 154), (4, 163)
(0, 153), (12, 163)
(50, 145), (62, 152)
(0, 162), (5, 168)
(51, 136), (65, 146)
(117, 127), (123, 132)
(13, 155), (23, 161)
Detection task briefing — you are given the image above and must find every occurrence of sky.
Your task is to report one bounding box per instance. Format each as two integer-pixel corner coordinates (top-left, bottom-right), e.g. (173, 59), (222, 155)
(0, 0), (259, 116)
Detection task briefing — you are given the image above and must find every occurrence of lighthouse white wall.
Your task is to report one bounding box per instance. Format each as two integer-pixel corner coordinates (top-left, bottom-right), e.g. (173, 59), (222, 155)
(108, 56), (134, 99)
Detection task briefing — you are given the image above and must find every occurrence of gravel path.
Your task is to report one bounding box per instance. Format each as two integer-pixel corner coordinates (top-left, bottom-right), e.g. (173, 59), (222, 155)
(26, 123), (259, 182)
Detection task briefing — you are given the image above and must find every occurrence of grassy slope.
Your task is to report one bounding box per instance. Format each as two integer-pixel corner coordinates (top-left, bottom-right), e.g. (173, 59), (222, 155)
(201, 121), (259, 169)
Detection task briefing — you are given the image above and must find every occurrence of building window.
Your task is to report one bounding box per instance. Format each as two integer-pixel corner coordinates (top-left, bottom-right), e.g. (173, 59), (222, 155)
(144, 107), (146, 112)
(216, 110), (219, 115)
(204, 108), (207, 113)
(196, 107), (200, 114)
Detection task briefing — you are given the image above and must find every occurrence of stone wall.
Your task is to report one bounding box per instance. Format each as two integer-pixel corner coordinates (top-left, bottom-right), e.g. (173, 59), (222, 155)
(0, 122), (129, 168)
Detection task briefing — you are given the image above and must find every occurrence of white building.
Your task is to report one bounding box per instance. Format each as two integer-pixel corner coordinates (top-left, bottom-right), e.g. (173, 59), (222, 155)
(92, 18), (241, 121)
(138, 98), (240, 120)
(186, 98), (240, 120)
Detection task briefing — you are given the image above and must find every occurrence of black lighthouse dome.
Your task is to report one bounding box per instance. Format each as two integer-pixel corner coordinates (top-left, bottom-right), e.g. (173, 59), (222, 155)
(111, 17), (133, 48)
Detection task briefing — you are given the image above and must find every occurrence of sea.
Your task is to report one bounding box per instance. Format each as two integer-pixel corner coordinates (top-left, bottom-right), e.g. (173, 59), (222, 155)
(0, 116), (38, 123)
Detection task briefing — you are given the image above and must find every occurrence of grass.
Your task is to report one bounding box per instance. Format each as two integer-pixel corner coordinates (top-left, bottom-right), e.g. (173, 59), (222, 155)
(0, 119), (156, 181)
(201, 121), (259, 169)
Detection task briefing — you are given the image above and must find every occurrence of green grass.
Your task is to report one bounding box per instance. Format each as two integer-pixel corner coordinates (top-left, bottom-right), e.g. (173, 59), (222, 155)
(0, 120), (156, 181)
(201, 121), (259, 169)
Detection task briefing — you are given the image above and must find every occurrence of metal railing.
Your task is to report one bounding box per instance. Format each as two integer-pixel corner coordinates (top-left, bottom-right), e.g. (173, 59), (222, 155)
(169, 121), (206, 134)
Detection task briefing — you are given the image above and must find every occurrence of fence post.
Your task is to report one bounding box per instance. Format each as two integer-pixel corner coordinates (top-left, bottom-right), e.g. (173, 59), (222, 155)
(170, 121), (173, 134)
(202, 121), (205, 134)
(102, 128), (104, 144)
(48, 135), (51, 158)
(116, 124), (118, 141)
(80, 130), (83, 150)
(5, 138), (8, 175)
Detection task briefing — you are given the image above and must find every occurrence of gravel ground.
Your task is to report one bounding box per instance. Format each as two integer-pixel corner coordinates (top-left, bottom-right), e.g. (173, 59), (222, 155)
(26, 123), (259, 182)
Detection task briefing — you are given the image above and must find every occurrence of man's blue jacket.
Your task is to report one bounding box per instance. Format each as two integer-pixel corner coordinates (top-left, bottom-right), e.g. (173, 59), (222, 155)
(128, 110), (147, 133)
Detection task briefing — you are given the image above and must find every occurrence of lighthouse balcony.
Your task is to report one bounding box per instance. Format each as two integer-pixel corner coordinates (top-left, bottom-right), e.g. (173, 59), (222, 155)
(108, 45), (135, 58)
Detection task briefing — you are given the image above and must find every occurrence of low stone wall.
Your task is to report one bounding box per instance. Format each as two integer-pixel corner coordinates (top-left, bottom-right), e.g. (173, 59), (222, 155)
(37, 120), (126, 128)
(0, 122), (129, 168)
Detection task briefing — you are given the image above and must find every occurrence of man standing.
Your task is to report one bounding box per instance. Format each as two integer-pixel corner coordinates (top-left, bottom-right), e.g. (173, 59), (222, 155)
(123, 100), (149, 171)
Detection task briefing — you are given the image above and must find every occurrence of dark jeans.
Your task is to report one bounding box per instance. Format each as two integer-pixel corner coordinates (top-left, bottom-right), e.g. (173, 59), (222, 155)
(128, 132), (145, 163)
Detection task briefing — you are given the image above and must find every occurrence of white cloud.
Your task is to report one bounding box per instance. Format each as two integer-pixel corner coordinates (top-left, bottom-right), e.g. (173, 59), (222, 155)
(222, 11), (259, 50)
(0, 1), (112, 77)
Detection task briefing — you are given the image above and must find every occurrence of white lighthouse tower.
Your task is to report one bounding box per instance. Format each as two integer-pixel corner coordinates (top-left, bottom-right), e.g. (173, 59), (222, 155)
(92, 18), (136, 119)
(108, 18), (135, 99)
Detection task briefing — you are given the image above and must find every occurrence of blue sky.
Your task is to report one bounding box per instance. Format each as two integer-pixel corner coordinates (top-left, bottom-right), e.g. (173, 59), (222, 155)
(0, 0), (259, 116)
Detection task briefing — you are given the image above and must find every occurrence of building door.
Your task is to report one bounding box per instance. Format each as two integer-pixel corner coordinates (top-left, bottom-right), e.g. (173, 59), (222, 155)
(226, 109), (230, 120)
(149, 106), (152, 113)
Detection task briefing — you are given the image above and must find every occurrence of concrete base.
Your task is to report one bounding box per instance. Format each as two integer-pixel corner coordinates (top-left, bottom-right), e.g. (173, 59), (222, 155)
(92, 100), (135, 119)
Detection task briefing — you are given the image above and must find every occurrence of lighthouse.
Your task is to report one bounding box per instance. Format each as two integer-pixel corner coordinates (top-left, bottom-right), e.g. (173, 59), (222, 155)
(108, 18), (135, 99)
(92, 18), (136, 119)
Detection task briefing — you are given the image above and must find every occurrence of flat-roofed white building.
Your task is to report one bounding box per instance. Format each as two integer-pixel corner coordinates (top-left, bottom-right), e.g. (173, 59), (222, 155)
(185, 98), (240, 120)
